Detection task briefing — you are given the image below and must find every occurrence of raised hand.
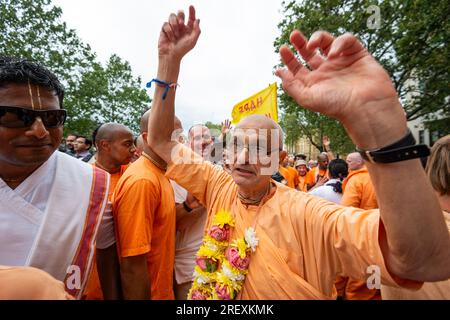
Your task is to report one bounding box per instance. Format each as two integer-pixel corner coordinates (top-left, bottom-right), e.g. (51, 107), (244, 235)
(276, 30), (407, 149)
(221, 119), (232, 136)
(158, 6), (201, 61)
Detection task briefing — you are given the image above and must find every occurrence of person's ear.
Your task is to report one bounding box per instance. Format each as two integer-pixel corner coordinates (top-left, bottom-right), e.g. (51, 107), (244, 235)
(100, 140), (110, 152)
(142, 132), (148, 144)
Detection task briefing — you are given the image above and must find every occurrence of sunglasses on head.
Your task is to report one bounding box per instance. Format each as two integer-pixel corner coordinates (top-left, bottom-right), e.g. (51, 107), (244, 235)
(0, 106), (67, 128)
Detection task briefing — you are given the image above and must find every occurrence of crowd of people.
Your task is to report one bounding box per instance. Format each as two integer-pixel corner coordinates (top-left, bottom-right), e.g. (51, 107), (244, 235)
(1, 5), (449, 300)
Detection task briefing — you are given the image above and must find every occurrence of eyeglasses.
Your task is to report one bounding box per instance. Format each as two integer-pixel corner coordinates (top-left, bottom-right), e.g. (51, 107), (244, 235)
(0, 106), (67, 128)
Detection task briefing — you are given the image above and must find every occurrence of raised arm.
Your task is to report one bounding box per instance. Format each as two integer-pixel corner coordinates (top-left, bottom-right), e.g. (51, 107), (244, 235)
(147, 6), (201, 163)
(276, 30), (450, 281)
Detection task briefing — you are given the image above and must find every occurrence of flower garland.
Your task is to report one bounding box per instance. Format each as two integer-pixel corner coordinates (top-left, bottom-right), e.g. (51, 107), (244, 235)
(187, 209), (259, 300)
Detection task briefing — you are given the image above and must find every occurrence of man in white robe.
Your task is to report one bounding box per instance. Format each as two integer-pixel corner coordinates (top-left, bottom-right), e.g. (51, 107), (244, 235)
(0, 57), (118, 299)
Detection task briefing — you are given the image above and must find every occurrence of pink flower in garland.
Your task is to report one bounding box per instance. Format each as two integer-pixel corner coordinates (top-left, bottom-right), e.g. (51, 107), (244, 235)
(196, 256), (219, 273)
(208, 224), (231, 242)
(215, 283), (232, 300)
(226, 247), (250, 271)
(190, 289), (208, 300)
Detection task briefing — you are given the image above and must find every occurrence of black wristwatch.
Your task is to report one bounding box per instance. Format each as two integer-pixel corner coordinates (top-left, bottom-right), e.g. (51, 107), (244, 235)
(356, 129), (430, 164)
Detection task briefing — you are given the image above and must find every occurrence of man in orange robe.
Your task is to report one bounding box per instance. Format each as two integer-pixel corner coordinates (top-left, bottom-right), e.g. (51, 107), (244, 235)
(279, 150), (299, 189)
(305, 153), (329, 190)
(295, 160), (308, 192)
(145, 6), (450, 299)
(84, 123), (136, 300)
(112, 113), (181, 299)
(335, 152), (379, 300)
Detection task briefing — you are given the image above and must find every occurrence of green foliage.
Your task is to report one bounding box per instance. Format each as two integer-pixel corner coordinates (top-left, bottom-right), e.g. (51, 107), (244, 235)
(0, 0), (150, 137)
(67, 55), (150, 135)
(204, 121), (222, 137)
(275, 0), (449, 153)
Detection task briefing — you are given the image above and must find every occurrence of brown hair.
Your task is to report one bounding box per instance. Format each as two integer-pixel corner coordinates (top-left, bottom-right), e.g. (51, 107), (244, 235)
(426, 135), (450, 196)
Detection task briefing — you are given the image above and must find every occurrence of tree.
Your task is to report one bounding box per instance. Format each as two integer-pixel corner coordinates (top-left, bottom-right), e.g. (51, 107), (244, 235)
(0, 0), (151, 136)
(204, 121), (222, 138)
(68, 55), (151, 135)
(275, 0), (449, 153)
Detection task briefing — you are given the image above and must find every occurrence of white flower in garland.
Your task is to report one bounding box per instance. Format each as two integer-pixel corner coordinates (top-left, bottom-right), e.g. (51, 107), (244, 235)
(193, 269), (211, 285)
(222, 263), (245, 282)
(205, 240), (219, 252)
(244, 227), (259, 252)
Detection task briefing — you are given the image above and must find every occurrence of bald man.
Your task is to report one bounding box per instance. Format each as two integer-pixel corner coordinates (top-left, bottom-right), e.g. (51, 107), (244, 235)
(84, 123), (135, 300)
(336, 152), (379, 300)
(131, 135), (145, 162)
(143, 6), (450, 299)
(112, 112), (182, 299)
(341, 152), (378, 209)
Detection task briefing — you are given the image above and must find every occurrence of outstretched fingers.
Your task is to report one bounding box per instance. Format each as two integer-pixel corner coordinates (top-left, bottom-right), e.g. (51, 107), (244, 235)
(187, 5), (196, 30)
(278, 45), (309, 78)
(306, 31), (335, 56)
(327, 33), (366, 59)
(290, 30), (324, 69)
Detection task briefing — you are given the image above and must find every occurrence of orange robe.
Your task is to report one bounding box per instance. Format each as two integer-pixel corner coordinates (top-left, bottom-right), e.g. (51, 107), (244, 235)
(337, 166), (380, 300)
(166, 145), (420, 299)
(341, 167), (378, 210)
(305, 166), (328, 189)
(279, 166), (299, 189)
(113, 157), (176, 300)
(297, 175), (307, 192)
(84, 164), (129, 300)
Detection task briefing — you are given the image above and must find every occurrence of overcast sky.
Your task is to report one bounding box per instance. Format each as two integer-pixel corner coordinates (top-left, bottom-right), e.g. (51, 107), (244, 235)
(52, 0), (286, 130)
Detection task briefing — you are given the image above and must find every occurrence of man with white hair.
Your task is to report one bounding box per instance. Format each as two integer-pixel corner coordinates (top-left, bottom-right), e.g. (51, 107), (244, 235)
(146, 6), (450, 299)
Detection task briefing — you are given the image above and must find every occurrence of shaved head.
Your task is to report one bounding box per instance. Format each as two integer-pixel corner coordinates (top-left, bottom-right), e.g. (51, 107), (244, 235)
(95, 123), (133, 146)
(346, 152), (364, 171)
(140, 110), (182, 134)
(94, 122), (136, 167)
(236, 115), (283, 148)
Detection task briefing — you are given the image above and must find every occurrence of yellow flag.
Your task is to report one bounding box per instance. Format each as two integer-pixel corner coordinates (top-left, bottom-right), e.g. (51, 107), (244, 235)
(231, 83), (278, 125)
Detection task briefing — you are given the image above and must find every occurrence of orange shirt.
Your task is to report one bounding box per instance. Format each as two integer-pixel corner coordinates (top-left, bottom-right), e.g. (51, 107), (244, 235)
(297, 175), (307, 192)
(341, 167), (378, 210)
(279, 166), (299, 189)
(84, 164), (129, 300)
(305, 166), (327, 188)
(165, 145), (419, 299)
(337, 166), (379, 300)
(113, 156), (176, 300)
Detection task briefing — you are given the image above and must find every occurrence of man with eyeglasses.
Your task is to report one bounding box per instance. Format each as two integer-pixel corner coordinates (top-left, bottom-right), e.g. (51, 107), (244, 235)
(146, 6), (449, 299)
(0, 57), (118, 299)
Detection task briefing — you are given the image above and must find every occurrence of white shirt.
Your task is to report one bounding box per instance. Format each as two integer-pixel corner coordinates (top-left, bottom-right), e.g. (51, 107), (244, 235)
(308, 178), (343, 204)
(0, 152), (115, 267)
(0, 153), (56, 266)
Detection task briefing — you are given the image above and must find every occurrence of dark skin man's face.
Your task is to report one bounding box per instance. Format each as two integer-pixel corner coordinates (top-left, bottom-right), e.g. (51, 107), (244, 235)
(0, 84), (62, 167)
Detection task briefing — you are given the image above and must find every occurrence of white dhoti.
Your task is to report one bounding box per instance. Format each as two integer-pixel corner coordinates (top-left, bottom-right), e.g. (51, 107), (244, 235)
(0, 151), (112, 299)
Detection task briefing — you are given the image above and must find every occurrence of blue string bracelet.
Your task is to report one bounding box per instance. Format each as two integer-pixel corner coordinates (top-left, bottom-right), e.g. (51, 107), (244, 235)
(146, 78), (179, 100)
